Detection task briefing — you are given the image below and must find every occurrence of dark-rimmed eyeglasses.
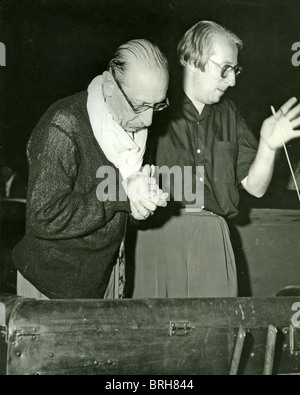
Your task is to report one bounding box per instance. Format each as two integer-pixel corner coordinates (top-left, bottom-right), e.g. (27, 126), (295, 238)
(111, 68), (169, 114)
(209, 59), (242, 79)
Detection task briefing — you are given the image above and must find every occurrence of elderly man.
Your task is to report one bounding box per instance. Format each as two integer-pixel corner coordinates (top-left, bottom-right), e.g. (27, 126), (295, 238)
(12, 39), (169, 299)
(132, 21), (300, 298)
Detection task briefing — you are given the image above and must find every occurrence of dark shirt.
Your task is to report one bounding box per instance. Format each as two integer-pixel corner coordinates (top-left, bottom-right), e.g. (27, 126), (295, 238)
(150, 93), (258, 218)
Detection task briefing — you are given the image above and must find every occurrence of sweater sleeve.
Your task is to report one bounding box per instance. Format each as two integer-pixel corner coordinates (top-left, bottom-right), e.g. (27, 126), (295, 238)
(26, 124), (130, 239)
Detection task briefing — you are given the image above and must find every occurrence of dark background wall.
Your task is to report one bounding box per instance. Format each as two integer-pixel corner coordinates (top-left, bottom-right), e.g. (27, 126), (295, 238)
(0, 0), (300, 297)
(0, 0), (300, 199)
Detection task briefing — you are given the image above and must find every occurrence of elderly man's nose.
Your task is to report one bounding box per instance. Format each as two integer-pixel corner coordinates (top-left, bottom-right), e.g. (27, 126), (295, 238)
(140, 108), (154, 127)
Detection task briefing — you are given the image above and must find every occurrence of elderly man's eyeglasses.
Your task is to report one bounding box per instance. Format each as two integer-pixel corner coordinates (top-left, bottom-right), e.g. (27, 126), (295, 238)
(209, 59), (242, 79)
(111, 68), (169, 114)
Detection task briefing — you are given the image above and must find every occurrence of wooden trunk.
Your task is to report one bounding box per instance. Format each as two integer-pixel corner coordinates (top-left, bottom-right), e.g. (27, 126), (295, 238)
(0, 294), (300, 375)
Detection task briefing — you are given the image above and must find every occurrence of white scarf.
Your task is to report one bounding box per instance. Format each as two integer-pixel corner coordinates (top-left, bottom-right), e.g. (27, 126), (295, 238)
(87, 75), (148, 180)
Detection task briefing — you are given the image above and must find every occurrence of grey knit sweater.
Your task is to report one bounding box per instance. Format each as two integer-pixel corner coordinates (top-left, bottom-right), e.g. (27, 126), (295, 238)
(13, 91), (131, 298)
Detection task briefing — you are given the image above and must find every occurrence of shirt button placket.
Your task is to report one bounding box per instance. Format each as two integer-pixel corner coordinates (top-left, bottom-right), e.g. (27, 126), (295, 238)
(196, 120), (202, 164)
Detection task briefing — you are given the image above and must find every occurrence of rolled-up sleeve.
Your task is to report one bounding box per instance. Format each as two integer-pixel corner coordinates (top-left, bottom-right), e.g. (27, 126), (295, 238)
(236, 110), (258, 184)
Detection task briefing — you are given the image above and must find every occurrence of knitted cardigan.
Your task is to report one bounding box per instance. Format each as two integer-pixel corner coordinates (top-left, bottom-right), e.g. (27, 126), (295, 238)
(13, 91), (131, 298)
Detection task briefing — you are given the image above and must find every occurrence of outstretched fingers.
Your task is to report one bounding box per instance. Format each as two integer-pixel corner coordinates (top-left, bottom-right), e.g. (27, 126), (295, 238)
(279, 97), (298, 116)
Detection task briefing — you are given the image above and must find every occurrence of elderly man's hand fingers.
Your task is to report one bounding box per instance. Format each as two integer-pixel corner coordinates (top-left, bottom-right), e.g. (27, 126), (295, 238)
(141, 164), (152, 177)
(146, 188), (168, 200)
(132, 199), (154, 216)
(139, 199), (157, 212)
(130, 201), (145, 220)
(154, 191), (168, 200)
(143, 164), (156, 177)
(130, 201), (152, 220)
(150, 192), (169, 207)
(150, 164), (156, 176)
(148, 176), (158, 186)
(153, 198), (168, 207)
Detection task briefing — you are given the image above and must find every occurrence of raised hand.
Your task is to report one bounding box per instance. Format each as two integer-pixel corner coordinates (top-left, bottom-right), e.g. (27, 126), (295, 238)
(260, 97), (300, 150)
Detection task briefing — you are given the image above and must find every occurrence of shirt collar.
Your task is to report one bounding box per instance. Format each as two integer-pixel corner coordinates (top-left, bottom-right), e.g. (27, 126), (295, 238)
(176, 91), (216, 122)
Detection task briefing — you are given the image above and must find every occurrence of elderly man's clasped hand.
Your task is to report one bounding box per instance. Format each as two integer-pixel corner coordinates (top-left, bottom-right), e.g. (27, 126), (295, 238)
(124, 164), (168, 220)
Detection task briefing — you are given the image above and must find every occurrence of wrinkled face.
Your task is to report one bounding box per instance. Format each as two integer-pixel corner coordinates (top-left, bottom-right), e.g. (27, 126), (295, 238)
(104, 62), (169, 133)
(190, 35), (239, 106)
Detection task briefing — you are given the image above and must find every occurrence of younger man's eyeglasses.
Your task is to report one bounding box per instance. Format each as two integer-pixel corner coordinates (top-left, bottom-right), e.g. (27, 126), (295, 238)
(209, 59), (242, 79)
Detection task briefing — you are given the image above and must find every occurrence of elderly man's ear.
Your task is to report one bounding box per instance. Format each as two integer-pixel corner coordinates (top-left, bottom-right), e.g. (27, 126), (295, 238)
(102, 71), (115, 98)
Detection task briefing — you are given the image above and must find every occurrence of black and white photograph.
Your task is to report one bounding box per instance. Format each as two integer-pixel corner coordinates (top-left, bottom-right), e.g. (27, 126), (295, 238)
(0, 0), (300, 377)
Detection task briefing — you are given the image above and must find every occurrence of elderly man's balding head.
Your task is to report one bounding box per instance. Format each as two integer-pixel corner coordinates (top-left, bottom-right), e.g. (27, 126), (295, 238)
(108, 39), (169, 82)
(103, 39), (169, 133)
